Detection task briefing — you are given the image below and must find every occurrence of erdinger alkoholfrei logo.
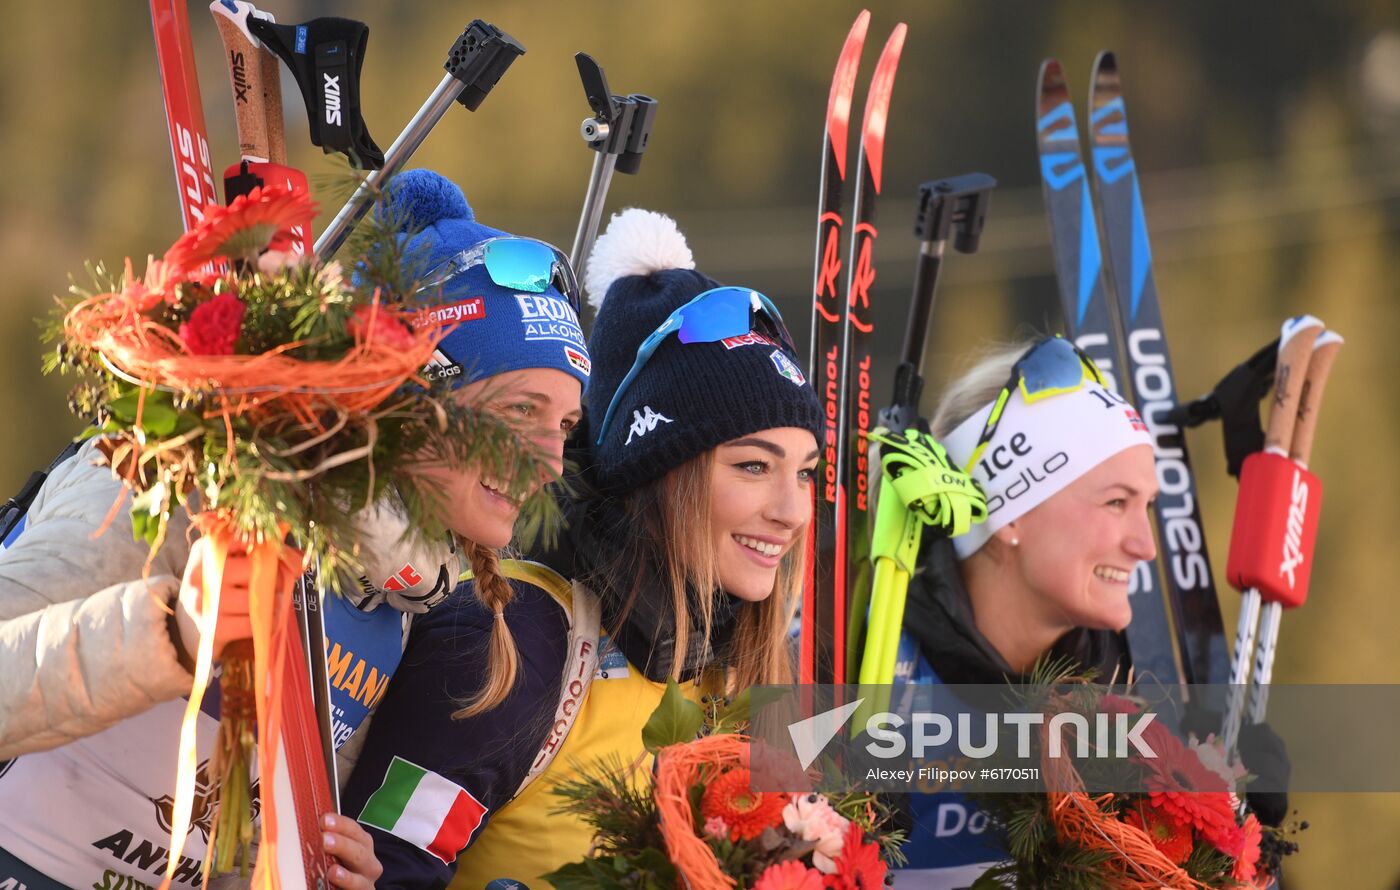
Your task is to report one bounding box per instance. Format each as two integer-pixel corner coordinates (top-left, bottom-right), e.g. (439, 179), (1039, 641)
(514, 294), (586, 349)
(423, 348), (463, 382)
(625, 406), (674, 445)
(770, 349), (806, 386)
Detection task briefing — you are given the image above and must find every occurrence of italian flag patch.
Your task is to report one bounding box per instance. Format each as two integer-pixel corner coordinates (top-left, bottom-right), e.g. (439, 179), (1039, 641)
(358, 756), (488, 863)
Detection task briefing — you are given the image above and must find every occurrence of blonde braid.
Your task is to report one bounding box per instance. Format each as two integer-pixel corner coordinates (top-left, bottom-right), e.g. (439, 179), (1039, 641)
(452, 542), (521, 719)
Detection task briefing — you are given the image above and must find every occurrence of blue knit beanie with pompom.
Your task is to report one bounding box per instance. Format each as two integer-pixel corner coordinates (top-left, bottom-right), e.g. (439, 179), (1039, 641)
(383, 169), (590, 390)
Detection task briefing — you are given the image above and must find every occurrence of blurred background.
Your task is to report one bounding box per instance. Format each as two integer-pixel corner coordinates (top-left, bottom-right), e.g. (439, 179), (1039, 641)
(3, 1), (1397, 884)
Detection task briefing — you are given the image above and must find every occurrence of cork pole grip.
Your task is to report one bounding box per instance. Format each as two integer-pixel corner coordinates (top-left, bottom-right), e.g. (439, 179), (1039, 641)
(211, 2), (272, 162)
(1288, 332), (1343, 469)
(1263, 315), (1324, 455)
(257, 14), (286, 165)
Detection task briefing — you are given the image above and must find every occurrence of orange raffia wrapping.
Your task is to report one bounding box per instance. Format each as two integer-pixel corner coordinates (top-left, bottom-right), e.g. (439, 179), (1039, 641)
(62, 274), (440, 431)
(654, 734), (752, 890)
(1040, 725), (1206, 890)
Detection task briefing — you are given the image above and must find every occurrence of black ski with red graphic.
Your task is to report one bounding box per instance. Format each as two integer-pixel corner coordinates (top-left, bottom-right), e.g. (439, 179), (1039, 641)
(838, 24), (907, 685)
(803, 10), (869, 686)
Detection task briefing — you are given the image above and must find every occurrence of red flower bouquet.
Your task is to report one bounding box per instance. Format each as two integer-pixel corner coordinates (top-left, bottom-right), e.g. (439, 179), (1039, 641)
(546, 682), (905, 889)
(969, 667), (1294, 889)
(44, 180), (556, 887)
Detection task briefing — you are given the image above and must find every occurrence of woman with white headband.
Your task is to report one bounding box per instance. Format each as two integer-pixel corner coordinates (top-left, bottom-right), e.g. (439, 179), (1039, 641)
(892, 335), (1288, 886)
(892, 335), (1159, 885)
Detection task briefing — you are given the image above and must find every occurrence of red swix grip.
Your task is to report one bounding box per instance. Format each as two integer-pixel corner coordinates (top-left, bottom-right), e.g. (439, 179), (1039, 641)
(1227, 450), (1322, 608)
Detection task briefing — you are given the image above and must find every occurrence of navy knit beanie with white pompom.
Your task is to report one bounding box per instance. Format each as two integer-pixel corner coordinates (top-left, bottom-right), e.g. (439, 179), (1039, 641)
(583, 209), (822, 493)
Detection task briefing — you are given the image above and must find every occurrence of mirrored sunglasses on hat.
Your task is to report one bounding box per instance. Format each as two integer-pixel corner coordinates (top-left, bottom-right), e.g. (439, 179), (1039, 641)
(594, 286), (797, 445)
(420, 236), (581, 315)
(965, 335), (1106, 471)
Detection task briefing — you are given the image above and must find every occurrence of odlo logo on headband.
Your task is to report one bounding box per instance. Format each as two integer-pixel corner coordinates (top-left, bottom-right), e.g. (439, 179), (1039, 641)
(978, 432), (1070, 517)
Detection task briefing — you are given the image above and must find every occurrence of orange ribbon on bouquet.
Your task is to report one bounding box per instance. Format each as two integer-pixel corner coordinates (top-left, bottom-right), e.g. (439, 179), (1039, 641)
(162, 511), (304, 890)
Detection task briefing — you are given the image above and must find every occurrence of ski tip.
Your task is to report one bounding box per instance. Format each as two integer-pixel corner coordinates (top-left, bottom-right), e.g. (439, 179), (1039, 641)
(1315, 329), (1345, 348)
(1037, 58), (1070, 117)
(852, 8), (872, 37)
(863, 23), (908, 133)
(826, 10), (872, 181)
(860, 23), (908, 195)
(1091, 50), (1120, 97)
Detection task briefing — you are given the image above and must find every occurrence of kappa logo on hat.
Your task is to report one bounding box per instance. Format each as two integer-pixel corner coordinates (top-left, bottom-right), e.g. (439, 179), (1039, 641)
(423, 348), (463, 381)
(769, 349), (806, 386)
(564, 346), (591, 377)
(625, 406), (674, 445)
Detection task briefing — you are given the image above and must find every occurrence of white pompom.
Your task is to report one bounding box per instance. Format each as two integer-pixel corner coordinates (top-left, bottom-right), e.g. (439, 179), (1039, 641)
(584, 208), (695, 309)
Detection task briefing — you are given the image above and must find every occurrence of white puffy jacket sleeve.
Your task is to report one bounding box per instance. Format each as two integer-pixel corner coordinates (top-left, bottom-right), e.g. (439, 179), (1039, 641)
(0, 439), (196, 758)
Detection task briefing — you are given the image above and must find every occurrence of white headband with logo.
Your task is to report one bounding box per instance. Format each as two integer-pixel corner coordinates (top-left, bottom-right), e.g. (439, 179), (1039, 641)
(942, 381), (1155, 557)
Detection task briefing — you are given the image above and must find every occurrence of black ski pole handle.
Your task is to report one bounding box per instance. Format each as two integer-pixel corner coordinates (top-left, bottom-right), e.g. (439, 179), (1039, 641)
(450, 21), (528, 111)
(902, 173), (996, 370)
(575, 53), (658, 172)
(571, 53), (659, 283)
(315, 20), (525, 259)
(881, 174), (996, 434)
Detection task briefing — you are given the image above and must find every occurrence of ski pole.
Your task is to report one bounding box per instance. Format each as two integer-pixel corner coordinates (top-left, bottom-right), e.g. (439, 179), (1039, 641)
(1244, 330), (1342, 727)
(210, 1), (313, 255)
(315, 21), (525, 260)
(569, 53), (658, 290)
(845, 174), (993, 682)
(858, 432), (985, 686)
(1220, 315), (1323, 756)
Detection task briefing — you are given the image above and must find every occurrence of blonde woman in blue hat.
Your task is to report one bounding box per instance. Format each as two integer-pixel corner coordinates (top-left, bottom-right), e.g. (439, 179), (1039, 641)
(342, 208), (824, 886)
(0, 169), (587, 889)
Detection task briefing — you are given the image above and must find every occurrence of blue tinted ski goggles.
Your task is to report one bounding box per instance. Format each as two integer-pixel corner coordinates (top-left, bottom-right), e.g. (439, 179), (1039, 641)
(966, 335), (1105, 470)
(594, 286), (796, 445)
(420, 236), (581, 315)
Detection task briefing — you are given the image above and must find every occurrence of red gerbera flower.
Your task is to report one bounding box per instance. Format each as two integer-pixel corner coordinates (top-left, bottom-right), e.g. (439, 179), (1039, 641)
(1232, 814), (1264, 884)
(1123, 803), (1193, 865)
(348, 304), (416, 351)
(699, 768), (787, 842)
(179, 292), (246, 356)
(754, 860), (825, 890)
(163, 184), (316, 275)
(1143, 741), (1238, 852)
(823, 822), (887, 890)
